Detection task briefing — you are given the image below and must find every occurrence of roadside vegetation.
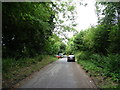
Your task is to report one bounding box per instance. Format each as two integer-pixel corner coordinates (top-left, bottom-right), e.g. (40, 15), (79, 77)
(66, 2), (120, 88)
(3, 55), (57, 88)
(76, 52), (120, 88)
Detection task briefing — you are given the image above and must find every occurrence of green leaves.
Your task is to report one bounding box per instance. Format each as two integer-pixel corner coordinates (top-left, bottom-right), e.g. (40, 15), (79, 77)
(76, 51), (120, 83)
(67, 5), (75, 11)
(96, 2), (120, 27)
(2, 2), (55, 58)
(52, 1), (77, 37)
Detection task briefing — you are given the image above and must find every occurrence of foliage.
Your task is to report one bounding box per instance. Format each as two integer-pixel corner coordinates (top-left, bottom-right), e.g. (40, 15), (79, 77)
(3, 55), (44, 73)
(76, 52), (120, 83)
(95, 2), (120, 53)
(73, 31), (86, 51)
(44, 34), (61, 55)
(58, 42), (66, 54)
(3, 55), (57, 88)
(69, 25), (109, 54)
(96, 2), (120, 27)
(108, 25), (120, 53)
(53, 1), (78, 39)
(77, 58), (119, 88)
(75, 51), (91, 61)
(2, 2), (70, 58)
(2, 2), (55, 58)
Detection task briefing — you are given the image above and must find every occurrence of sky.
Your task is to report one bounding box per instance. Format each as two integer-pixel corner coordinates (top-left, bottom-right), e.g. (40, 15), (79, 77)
(75, 0), (98, 31)
(63, 0), (98, 38)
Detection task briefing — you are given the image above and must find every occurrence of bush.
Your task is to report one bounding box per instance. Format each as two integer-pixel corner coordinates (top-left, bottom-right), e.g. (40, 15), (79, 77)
(2, 55), (44, 74)
(108, 25), (120, 53)
(2, 55), (57, 88)
(75, 51), (91, 61)
(90, 54), (120, 82)
(76, 51), (120, 83)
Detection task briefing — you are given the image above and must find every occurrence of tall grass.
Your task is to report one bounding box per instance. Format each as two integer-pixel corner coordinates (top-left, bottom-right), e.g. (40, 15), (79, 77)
(3, 55), (44, 73)
(76, 51), (120, 88)
(2, 55), (57, 88)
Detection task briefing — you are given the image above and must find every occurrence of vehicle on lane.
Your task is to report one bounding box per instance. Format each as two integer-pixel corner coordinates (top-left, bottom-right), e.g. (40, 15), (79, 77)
(56, 53), (64, 58)
(56, 54), (63, 58)
(56, 55), (61, 58)
(67, 55), (75, 62)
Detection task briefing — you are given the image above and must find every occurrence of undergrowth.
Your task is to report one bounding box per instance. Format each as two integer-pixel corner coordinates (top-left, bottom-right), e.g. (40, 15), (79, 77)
(76, 51), (120, 88)
(2, 55), (57, 88)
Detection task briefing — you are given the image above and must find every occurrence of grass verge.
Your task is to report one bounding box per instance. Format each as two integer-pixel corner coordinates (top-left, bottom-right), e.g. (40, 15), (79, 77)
(2, 55), (57, 88)
(75, 51), (120, 88)
(77, 60), (119, 88)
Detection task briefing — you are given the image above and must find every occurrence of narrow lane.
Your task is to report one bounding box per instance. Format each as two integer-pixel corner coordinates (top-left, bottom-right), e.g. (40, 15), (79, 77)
(20, 58), (97, 88)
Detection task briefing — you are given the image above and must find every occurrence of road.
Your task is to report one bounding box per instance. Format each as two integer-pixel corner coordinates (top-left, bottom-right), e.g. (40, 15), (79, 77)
(20, 58), (97, 88)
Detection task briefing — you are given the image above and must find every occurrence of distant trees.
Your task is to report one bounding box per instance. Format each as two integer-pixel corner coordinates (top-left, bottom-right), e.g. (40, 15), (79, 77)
(45, 34), (66, 55)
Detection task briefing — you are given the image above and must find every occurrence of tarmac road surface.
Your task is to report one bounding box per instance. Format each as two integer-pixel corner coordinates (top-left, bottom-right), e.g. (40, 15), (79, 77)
(20, 58), (97, 88)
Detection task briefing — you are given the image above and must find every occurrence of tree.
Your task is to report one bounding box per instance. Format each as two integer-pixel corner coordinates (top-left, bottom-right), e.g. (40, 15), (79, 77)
(95, 2), (120, 54)
(2, 2), (55, 58)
